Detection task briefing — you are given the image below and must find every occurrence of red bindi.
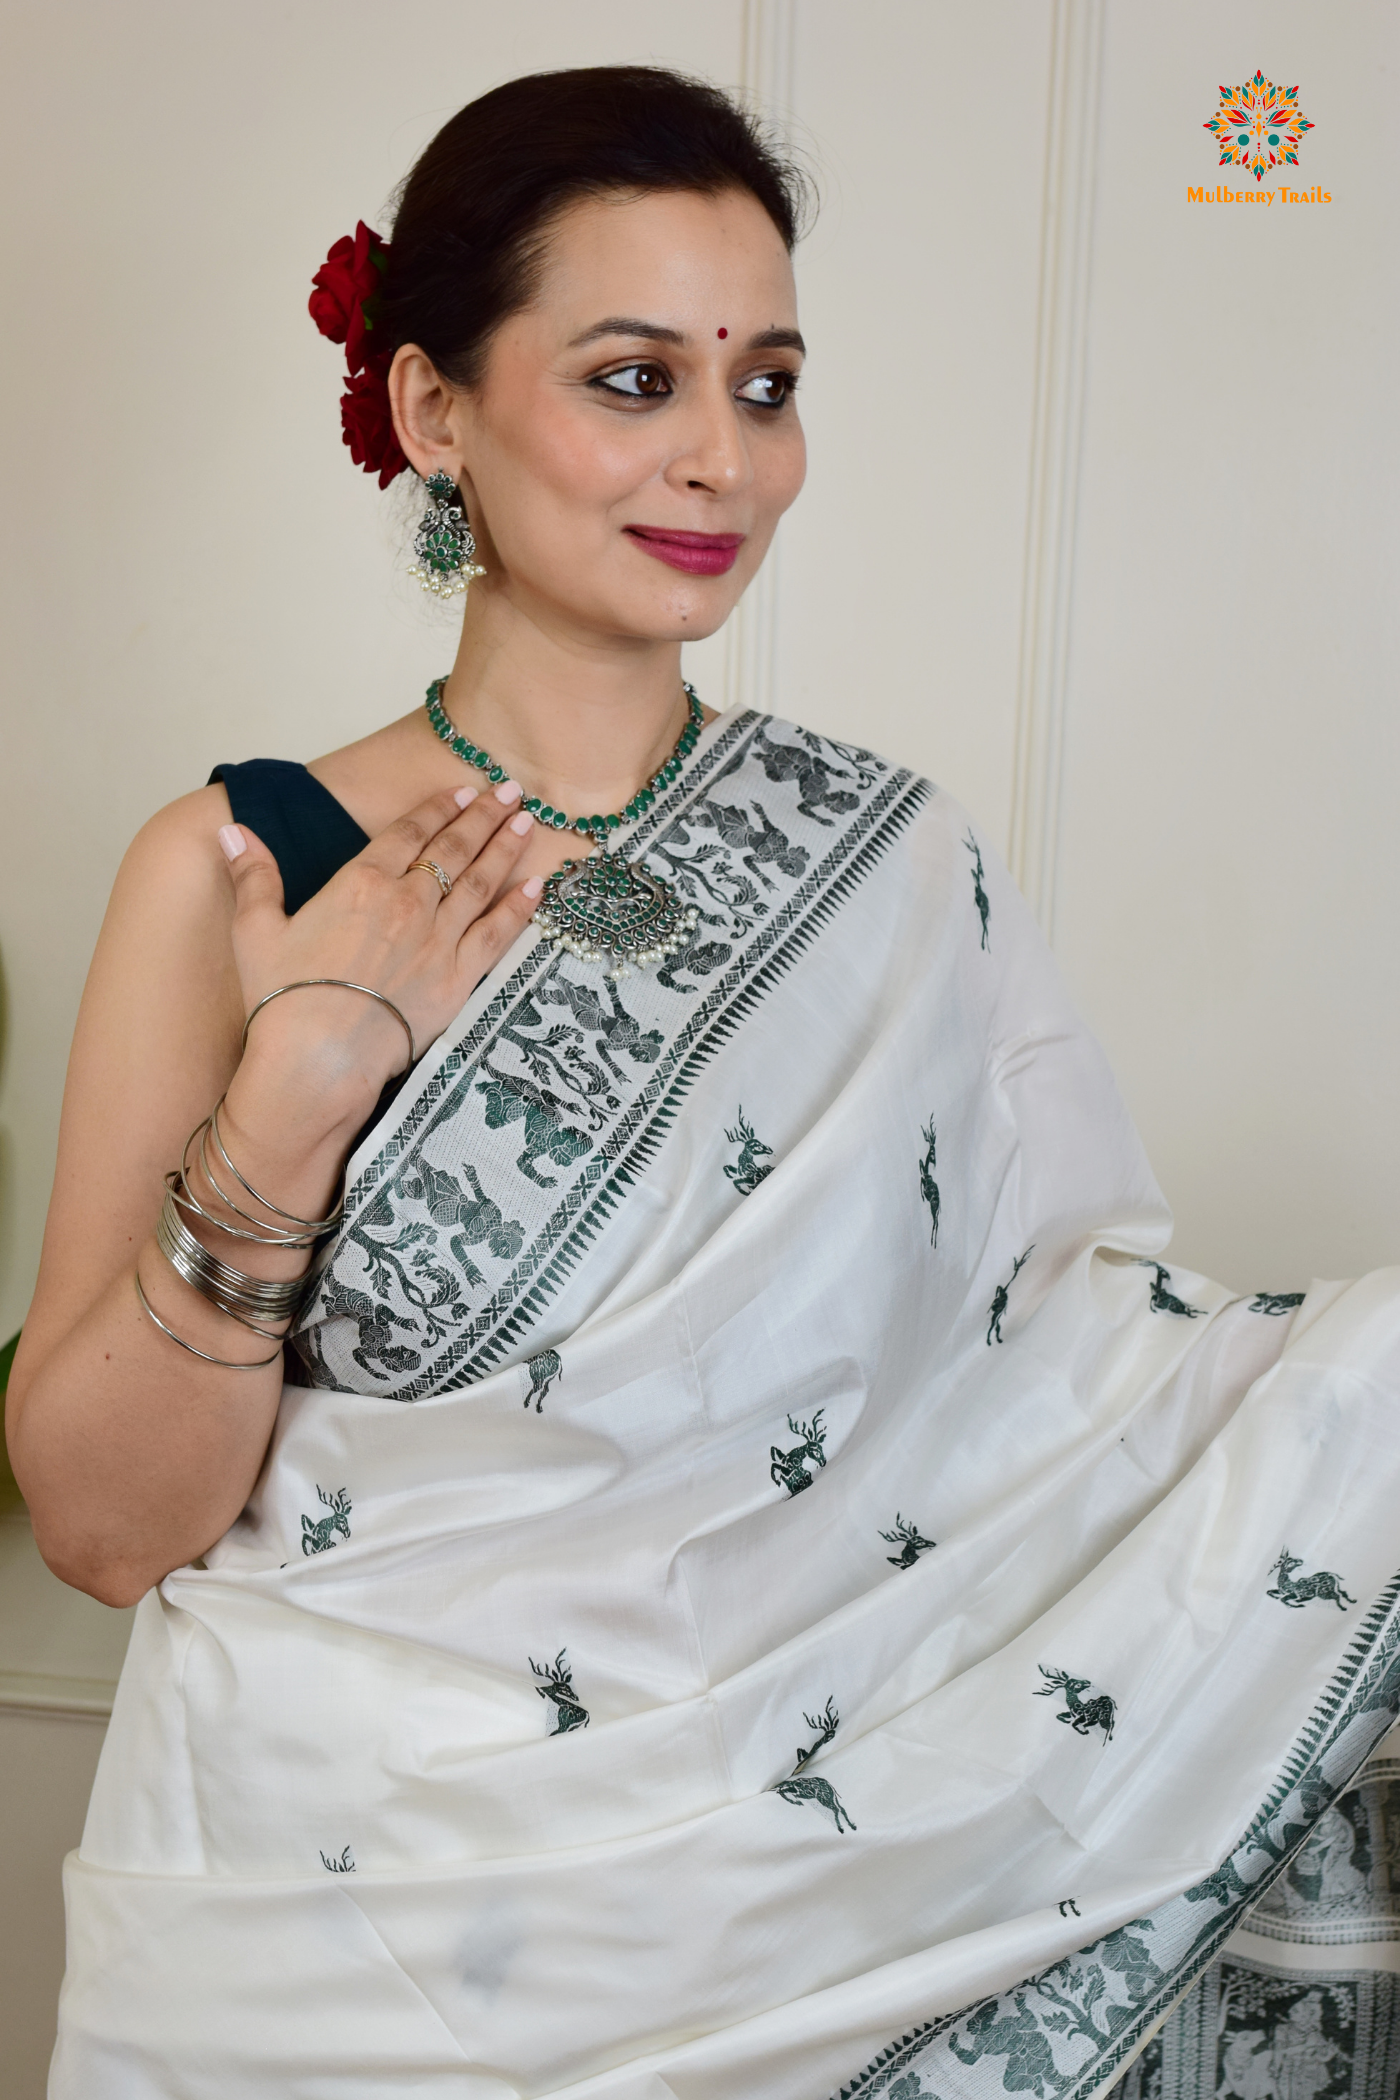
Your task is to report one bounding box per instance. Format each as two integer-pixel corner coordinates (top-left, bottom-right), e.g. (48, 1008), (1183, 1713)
(717, 327), (728, 339)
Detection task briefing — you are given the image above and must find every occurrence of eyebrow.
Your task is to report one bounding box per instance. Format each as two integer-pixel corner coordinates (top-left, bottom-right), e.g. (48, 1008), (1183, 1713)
(569, 317), (685, 348)
(749, 327), (806, 354)
(568, 316), (807, 355)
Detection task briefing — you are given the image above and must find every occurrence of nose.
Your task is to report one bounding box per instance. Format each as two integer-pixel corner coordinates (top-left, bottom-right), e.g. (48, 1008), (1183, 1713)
(664, 376), (754, 500)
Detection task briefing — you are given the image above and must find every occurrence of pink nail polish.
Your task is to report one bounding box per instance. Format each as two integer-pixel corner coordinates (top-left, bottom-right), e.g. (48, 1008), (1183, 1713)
(494, 779), (523, 805)
(453, 786), (477, 809)
(217, 824), (246, 861)
(522, 875), (544, 899)
(510, 811), (533, 836)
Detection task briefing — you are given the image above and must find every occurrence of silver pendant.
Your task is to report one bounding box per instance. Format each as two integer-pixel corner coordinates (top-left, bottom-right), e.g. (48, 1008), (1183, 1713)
(532, 850), (698, 979)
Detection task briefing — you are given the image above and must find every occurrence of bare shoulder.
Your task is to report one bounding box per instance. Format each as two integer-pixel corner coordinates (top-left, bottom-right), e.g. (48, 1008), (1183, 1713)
(86, 783), (244, 1039)
(115, 780), (236, 895)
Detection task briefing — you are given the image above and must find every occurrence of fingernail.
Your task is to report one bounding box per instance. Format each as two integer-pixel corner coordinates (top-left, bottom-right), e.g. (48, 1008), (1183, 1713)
(453, 785), (478, 809)
(218, 825), (246, 861)
(494, 779), (522, 805)
(522, 876), (544, 899)
(509, 811), (533, 836)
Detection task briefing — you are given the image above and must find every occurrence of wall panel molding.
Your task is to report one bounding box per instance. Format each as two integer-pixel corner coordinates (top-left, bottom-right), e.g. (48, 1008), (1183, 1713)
(1007, 0), (1105, 936)
(725, 0), (797, 715)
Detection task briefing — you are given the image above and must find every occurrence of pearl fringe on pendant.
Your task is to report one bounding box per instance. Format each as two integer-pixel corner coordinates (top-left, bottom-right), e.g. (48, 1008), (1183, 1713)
(531, 851), (699, 981)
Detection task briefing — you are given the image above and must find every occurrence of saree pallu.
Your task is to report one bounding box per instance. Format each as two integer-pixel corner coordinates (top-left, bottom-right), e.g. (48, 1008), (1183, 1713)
(53, 711), (1400, 2099)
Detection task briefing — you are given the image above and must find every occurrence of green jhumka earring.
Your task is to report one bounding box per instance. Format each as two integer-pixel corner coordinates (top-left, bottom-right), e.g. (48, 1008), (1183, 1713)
(407, 471), (487, 602)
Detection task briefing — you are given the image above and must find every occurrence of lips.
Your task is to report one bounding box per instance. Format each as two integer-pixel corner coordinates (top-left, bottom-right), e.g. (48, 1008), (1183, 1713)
(624, 527), (745, 576)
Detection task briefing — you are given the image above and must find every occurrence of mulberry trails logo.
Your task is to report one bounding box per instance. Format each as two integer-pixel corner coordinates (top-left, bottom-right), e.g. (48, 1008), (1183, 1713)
(1191, 69), (1328, 206)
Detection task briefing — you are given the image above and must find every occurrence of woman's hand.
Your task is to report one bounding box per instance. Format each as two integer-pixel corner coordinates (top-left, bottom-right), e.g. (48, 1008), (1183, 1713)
(220, 778), (542, 1140)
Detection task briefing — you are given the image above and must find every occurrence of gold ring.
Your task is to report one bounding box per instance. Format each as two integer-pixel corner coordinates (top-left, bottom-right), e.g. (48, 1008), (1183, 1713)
(410, 858), (453, 899)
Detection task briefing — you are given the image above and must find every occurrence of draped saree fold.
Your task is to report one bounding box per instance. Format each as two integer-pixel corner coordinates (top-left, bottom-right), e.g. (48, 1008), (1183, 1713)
(52, 710), (1400, 2099)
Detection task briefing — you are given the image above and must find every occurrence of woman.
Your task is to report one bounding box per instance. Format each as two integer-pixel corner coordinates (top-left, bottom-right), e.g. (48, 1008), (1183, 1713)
(7, 66), (1399, 2100)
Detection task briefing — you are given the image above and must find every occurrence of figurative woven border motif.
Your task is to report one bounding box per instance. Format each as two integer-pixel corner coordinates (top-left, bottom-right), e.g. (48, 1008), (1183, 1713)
(295, 713), (931, 1400)
(1243, 1742), (1400, 1949)
(1128, 1944), (1400, 2100)
(828, 1574), (1400, 2100)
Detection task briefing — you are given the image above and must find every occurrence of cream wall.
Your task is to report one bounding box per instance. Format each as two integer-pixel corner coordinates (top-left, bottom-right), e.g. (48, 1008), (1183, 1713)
(1053, 1), (1400, 1286)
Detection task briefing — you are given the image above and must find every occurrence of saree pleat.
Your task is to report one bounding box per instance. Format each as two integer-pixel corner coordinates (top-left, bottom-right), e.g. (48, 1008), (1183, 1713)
(54, 713), (1400, 2099)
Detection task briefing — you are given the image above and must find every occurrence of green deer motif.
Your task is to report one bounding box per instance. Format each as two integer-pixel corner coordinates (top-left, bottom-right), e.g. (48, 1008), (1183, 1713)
(319, 1845), (355, 1873)
(1036, 1664), (1116, 1742)
(793, 1695), (840, 1771)
(880, 1514), (936, 1568)
(770, 1694), (857, 1832)
(770, 1411), (828, 1496)
(530, 1648), (589, 1734)
(724, 1108), (774, 1196)
(1267, 1549), (1356, 1611)
(301, 1485), (351, 1556)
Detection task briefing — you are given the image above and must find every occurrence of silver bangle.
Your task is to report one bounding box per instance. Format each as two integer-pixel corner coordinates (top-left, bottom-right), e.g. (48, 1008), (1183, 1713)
(170, 1123), (327, 1249)
(208, 1098), (343, 1235)
(157, 1188), (311, 1331)
(241, 979), (417, 1072)
(204, 1103), (344, 1239)
(134, 1268), (284, 1371)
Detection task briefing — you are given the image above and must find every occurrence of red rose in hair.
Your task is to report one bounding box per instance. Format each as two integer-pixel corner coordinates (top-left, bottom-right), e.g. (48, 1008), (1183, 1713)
(309, 220), (389, 374)
(339, 355), (407, 488)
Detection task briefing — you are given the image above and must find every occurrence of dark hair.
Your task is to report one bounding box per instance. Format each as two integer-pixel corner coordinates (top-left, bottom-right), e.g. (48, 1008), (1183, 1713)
(378, 66), (809, 388)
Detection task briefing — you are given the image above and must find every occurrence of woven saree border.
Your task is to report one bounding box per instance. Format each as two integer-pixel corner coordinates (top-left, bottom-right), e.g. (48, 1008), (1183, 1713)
(827, 1566), (1400, 2100)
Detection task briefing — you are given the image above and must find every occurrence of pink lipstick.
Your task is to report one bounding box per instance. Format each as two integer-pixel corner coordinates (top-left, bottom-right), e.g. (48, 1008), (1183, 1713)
(624, 527), (745, 576)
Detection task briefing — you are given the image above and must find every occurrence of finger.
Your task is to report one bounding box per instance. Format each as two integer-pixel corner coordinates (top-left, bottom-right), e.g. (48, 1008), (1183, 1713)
(217, 822), (288, 928)
(401, 777), (530, 892)
(437, 804), (538, 931)
(455, 874), (546, 983)
(365, 779), (522, 879)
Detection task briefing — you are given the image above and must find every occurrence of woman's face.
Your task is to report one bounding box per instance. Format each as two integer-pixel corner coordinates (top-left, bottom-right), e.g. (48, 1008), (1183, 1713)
(422, 187), (806, 644)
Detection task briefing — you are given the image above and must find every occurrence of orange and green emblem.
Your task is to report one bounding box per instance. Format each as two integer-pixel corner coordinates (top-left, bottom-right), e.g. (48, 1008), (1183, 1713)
(1205, 71), (1313, 184)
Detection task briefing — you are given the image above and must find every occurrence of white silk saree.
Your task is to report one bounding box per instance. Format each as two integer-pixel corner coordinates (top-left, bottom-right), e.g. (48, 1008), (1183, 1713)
(53, 710), (1400, 2099)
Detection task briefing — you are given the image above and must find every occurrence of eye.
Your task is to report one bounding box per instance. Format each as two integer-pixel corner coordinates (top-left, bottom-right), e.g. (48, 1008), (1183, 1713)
(736, 370), (799, 409)
(594, 363), (672, 399)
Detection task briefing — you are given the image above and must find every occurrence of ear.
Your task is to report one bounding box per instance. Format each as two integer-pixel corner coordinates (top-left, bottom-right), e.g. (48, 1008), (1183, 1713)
(388, 344), (489, 547)
(388, 344), (465, 485)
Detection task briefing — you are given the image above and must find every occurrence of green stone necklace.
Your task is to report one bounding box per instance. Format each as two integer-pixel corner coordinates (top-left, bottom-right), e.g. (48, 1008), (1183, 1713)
(423, 676), (702, 979)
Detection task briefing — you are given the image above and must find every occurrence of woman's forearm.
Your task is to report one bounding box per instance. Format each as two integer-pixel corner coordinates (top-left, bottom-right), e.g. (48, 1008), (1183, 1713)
(8, 1059), (367, 1606)
(10, 1256), (288, 1606)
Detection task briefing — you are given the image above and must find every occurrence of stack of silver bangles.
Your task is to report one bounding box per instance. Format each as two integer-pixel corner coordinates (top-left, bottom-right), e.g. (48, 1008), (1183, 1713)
(136, 1100), (345, 1371)
(135, 977), (414, 1371)
(158, 1184), (310, 1336)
